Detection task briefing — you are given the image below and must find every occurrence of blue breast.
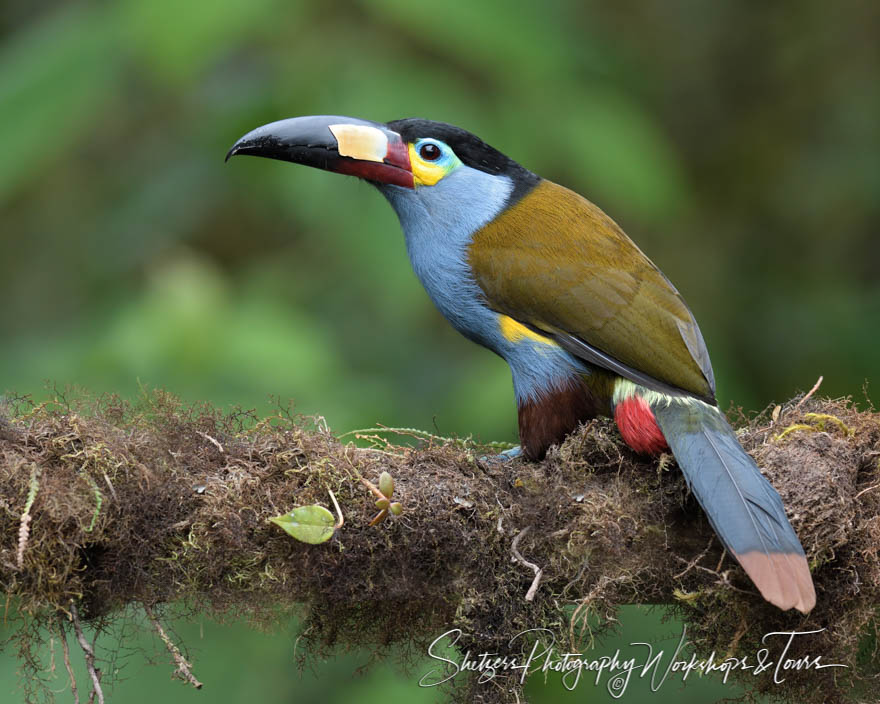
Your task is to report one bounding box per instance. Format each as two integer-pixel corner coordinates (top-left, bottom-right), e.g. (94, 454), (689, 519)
(378, 167), (585, 404)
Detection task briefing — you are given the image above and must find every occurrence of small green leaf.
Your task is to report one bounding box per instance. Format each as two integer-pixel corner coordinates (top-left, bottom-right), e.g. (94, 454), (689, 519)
(378, 471), (394, 498)
(375, 498), (390, 510)
(389, 502), (403, 516)
(269, 505), (335, 544)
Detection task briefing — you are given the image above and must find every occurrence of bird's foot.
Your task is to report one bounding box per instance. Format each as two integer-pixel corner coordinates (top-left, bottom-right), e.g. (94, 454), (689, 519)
(480, 445), (522, 463)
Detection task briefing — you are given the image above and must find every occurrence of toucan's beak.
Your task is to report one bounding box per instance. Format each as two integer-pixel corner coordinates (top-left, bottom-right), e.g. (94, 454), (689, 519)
(226, 115), (414, 189)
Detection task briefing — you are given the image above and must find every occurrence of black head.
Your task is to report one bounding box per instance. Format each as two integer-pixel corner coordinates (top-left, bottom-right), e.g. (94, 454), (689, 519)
(387, 118), (539, 198)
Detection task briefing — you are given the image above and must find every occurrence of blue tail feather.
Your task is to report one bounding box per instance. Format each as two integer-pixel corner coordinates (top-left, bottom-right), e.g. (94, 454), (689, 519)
(652, 399), (815, 612)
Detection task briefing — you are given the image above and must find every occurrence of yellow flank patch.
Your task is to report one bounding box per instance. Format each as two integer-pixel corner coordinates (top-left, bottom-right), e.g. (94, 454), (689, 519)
(498, 315), (557, 346)
(409, 143), (447, 186)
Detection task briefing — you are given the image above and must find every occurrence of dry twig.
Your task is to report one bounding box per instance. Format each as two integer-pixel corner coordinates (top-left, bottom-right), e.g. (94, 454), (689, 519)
(57, 616), (79, 704)
(70, 603), (103, 704)
(510, 527), (544, 602)
(794, 376), (824, 410)
(144, 604), (203, 690)
(197, 431), (224, 453)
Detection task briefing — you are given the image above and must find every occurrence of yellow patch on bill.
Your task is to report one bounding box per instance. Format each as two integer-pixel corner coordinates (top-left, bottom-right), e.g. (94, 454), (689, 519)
(329, 124), (387, 163)
(498, 315), (557, 346)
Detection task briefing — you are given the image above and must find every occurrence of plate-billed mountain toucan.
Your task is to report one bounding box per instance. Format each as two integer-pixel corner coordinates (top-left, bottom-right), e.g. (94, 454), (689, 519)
(227, 115), (816, 613)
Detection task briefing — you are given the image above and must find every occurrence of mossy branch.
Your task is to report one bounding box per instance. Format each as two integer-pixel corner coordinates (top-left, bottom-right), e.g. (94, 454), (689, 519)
(0, 390), (878, 703)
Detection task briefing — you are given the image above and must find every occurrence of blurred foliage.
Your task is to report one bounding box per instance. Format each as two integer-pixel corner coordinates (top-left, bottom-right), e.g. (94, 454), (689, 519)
(1, 0), (877, 701)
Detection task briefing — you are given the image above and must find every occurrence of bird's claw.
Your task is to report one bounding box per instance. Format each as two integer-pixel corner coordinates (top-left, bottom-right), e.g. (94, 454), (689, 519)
(479, 445), (522, 463)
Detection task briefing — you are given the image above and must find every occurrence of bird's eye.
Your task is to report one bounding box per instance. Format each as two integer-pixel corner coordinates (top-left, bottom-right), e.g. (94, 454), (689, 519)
(419, 142), (442, 161)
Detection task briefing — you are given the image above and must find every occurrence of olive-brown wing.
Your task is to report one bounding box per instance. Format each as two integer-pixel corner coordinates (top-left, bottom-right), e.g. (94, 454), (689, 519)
(468, 180), (715, 401)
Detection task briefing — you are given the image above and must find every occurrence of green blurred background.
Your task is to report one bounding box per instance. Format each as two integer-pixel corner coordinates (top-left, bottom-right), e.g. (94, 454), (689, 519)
(1, 0), (877, 701)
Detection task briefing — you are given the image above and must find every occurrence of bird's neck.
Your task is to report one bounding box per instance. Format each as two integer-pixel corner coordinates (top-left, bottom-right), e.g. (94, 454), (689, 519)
(378, 169), (514, 346)
(381, 173), (588, 413)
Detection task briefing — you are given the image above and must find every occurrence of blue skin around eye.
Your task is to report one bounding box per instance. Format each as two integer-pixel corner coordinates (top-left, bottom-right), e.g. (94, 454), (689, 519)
(414, 139), (455, 168)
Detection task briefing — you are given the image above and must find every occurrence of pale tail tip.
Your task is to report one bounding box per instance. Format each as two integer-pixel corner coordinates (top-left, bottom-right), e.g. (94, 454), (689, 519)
(735, 550), (817, 614)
